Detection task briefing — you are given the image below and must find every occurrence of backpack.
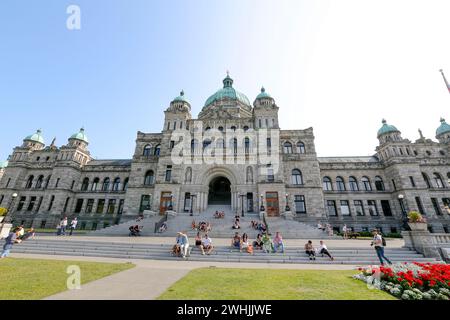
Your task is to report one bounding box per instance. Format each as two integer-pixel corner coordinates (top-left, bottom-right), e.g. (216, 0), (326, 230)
(382, 236), (386, 247)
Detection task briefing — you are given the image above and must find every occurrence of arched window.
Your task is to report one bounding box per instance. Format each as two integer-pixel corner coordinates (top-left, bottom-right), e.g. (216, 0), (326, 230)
(283, 142), (293, 154)
(291, 169), (303, 185)
(433, 173), (445, 188)
(44, 175), (51, 189)
(231, 126), (237, 131)
(25, 175), (34, 189)
(322, 177), (333, 191)
(143, 144), (152, 157)
(205, 126), (211, 131)
(230, 138), (238, 155)
(203, 139), (212, 150)
(191, 139), (199, 155)
(215, 139), (225, 154)
(336, 176), (346, 191)
(123, 178), (129, 191)
(297, 141), (306, 154)
(112, 178), (121, 191)
(362, 176), (372, 191)
(422, 172), (431, 188)
(349, 176), (359, 191)
(244, 137), (250, 154)
(92, 178), (100, 191)
(35, 175), (44, 189)
(218, 126), (224, 132)
(185, 167), (192, 183)
(102, 178), (110, 191)
(81, 178), (89, 191)
(243, 126), (249, 132)
(144, 170), (154, 186)
(154, 145), (161, 156)
(375, 176), (385, 191)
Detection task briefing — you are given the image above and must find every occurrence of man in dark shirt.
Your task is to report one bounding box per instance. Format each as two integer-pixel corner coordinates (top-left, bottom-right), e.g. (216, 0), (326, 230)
(1, 230), (21, 258)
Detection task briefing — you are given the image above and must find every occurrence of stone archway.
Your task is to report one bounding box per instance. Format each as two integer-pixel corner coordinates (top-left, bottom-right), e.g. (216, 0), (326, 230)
(208, 176), (231, 205)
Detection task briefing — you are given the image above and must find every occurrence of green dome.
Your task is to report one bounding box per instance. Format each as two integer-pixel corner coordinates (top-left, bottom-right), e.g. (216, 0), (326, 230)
(436, 118), (450, 136)
(256, 87), (272, 100)
(173, 90), (189, 104)
(0, 161), (8, 169)
(204, 74), (251, 107)
(24, 129), (45, 144)
(70, 127), (89, 143)
(377, 119), (399, 137)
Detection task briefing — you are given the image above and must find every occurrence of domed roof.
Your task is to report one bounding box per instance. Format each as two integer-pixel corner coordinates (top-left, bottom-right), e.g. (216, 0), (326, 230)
(70, 127), (89, 143)
(377, 119), (400, 137)
(0, 161), (8, 169)
(436, 118), (450, 136)
(24, 129), (45, 144)
(204, 74), (251, 107)
(172, 90), (190, 104)
(256, 87), (272, 100)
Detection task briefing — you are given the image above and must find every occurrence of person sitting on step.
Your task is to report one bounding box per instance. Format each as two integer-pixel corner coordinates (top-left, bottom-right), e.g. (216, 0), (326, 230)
(231, 232), (241, 250)
(305, 240), (316, 260)
(232, 219), (241, 230)
(319, 240), (334, 261)
(240, 233), (253, 254)
(273, 232), (285, 253)
(191, 220), (196, 230)
(201, 234), (214, 255)
(253, 233), (263, 250)
(262, 232), (274, 253)
(194, 232), (202, 250)
(158, 222), (167, 233)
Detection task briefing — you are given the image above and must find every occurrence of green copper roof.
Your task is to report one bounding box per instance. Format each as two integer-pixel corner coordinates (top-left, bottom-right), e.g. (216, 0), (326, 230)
(256, 87), (272, 100)
(173, 90), (189, 103)
(204, 74), (251, 107)
(0, 161), (8, 169)
(24, 129), (45, 144)
(436, 118), (450, 136)
(70, 127), (89, 143)
(377, 119), (399, 137)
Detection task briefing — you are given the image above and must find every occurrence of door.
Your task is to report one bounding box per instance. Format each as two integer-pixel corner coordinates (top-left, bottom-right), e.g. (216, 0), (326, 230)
(159, 192), (172, 215)
(246, 193), (254, 212)
(266, 192), (279, 217)
(183, 193), (192, 212)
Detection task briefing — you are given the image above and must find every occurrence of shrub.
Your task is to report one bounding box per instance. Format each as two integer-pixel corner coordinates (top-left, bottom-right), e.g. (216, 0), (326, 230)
(407, 210), (426, 223)
(0, 207), (7, 216)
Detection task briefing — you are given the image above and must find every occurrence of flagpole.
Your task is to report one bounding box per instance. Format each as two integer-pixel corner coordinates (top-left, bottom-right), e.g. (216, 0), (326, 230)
(439, 69), (450, 93)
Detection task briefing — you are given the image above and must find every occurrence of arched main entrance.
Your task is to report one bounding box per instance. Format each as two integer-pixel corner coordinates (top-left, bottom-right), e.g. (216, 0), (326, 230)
(208, 176), (231, 205)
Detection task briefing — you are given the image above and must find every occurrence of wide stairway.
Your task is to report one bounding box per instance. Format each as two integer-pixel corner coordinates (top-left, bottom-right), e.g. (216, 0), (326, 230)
(13, 238), (441, 265)
(90, 205), (339, 239)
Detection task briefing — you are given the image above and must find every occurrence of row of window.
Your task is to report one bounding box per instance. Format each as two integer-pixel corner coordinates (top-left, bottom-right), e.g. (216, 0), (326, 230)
(326, 199), (393, 217)
(74, 198), (125, 215)
(283, 142), (306, 154)
(80, 177), (129, 192)
(322, 176), (385, 192)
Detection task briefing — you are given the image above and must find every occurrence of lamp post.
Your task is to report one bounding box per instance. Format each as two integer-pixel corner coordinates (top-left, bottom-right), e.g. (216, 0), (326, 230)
(260, 194), (265, 212)
(190, 194), (197, 216)
(285, 193), (290, 212)
(4, 193), (18, 224)
(239, 193), (245, 217)
(398, 194), (409, 230)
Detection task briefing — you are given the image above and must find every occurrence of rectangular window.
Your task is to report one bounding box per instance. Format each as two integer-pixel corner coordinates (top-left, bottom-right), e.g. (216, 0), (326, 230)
(381, 200), (392, 216)
(170, 140), (175, 149)
(63, 197), (70, 213)
(140, 195), (151, 213)
(0, 195), (3, 206)
(107, 199), (116, 214)
(409, 176), (416, 187)
(35, 197), (43, 212)
(71, 180), (75, 190)
(294, 195), (306, 214)
(167, 122), (170, 130)
(431, 198), (442, 216)
(118, 199), (125, 214)
(55, 178), (60, 188)
(17, 197), (26, 211)
(267, 165), (274, 182)
(48, 195), (55, 211)
(327, 200), (337, 216)
(354, 200), (365, 216)
(259, 119), (262, 128)
(85, 199), (94, 213)
(27, 197), (36, 212)
(91, 222), (98, 230)
(415, 197), (425, 215)
(173, 122), (176, 130)
(96, 199), (105, 214)
(368, 200), (379, 216)
(74, 199), (84, 213)
(165, 166), (172, 182)
(6, 178), (11, 188)
(391, 179), (397, 191)
(340, 200), (351, 216)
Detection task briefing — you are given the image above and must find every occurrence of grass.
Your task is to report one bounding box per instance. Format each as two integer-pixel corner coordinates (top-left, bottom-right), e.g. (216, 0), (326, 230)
(158, 268), (396, 300)
(0, 258), (135, 300)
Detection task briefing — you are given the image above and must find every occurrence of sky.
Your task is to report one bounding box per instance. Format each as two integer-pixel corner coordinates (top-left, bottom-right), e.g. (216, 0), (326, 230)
(1, 0), (450, 161)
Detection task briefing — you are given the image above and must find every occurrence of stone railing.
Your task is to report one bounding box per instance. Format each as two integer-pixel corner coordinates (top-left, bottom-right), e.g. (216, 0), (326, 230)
(402, 230), (450, 260)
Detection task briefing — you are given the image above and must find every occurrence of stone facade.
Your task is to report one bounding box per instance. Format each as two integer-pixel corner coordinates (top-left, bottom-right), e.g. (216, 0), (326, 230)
(1, 75), (450, 233)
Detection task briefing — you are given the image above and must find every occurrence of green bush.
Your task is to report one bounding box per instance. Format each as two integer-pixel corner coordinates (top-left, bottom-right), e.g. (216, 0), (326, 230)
(386, 232), (403, 238)
(0, 208), (7, 216)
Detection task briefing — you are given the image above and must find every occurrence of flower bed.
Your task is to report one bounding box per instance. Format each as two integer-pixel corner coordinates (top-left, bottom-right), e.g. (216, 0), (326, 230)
(353, 262), (450, 300)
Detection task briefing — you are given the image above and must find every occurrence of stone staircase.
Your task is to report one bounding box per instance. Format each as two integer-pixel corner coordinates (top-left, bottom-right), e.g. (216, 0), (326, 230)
(13, 238), (441, 265)
(90, 205), (338, 239)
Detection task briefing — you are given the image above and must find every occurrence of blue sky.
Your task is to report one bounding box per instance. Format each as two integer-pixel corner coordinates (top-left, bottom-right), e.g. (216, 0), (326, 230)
(1, 0), (450, 161)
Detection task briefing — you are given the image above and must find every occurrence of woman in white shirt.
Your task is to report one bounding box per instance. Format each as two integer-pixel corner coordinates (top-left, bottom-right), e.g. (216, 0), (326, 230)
(319, 240), (334, 261)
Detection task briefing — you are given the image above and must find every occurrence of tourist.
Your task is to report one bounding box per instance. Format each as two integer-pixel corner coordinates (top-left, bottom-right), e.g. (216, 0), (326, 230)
(305, 240), (316, 260)
(20, 228), (35, 241)
(56, 221), (62, 236)
(61, 217), (68, 235)
(262, 232), (274, 253)
(342, 224), (348, 240)
(69, 217), (78, 236)
(158, 221), (167, 233)
(16, 225), (25, 238)
(273, 232), (285, 253)
(319, 240), (334, 261)
(317, 221), (325, 231)
(240, 233), (253, 254)
(178, 231), (190, 259)
(371, 229), (392, 265)
(191, 220), (196, 230)
(231, 232), (241, 250)
(195, 232), (202, 250)
(1, 229), (22, 258)
(201, 234), (214, 255)
(232, 219), (240, 230)
(253, 233), (263, 250)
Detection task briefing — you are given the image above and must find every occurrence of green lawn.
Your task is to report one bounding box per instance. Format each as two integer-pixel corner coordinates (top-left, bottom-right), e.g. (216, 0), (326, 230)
(158, 268), (396, 300)
(0, 258), (134, 300)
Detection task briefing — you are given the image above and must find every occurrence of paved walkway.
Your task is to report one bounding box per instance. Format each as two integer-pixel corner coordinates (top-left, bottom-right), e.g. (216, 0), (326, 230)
(10, 253), (361, 300)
